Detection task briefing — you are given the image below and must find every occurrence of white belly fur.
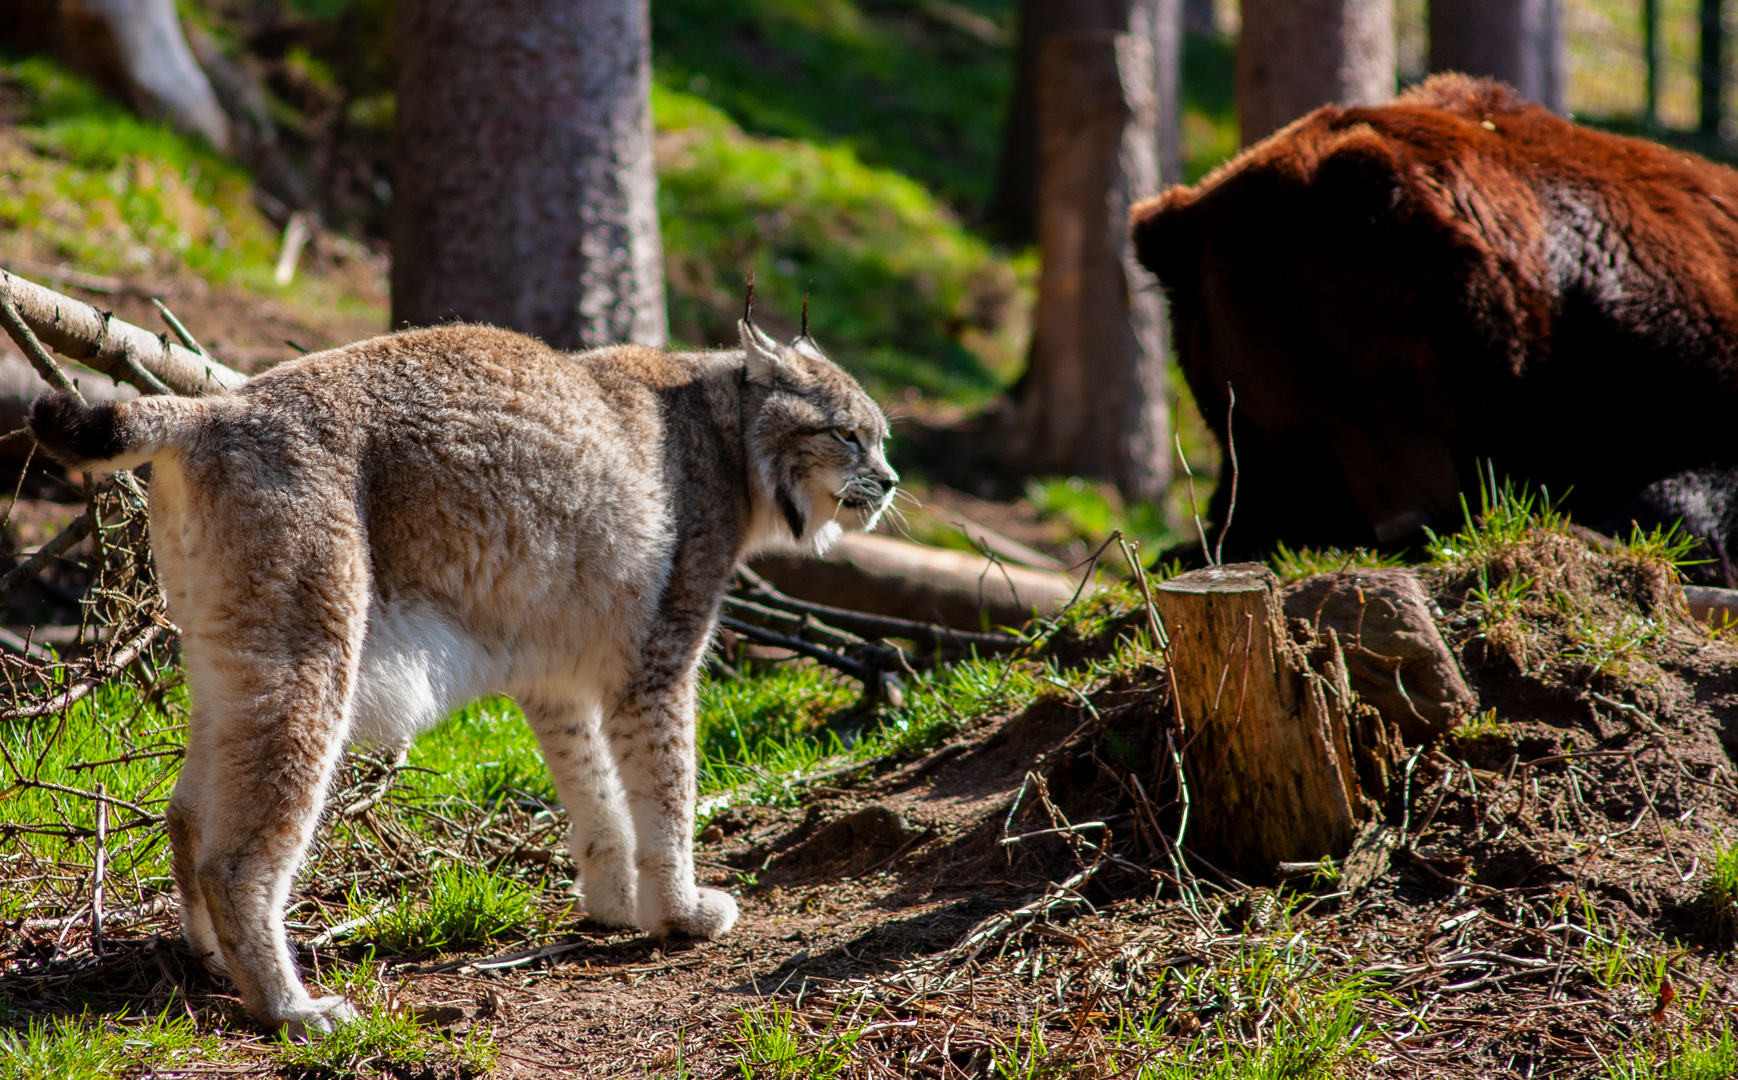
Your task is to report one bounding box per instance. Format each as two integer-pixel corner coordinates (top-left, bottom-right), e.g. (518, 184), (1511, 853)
(347, 599), (495, 748)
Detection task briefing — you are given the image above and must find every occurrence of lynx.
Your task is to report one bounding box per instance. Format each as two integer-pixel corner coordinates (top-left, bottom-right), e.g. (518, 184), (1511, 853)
(27, 314), (898, 1034)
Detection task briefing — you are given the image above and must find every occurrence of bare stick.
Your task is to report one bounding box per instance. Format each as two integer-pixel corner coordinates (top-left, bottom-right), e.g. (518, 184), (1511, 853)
(0, 622), (163, 721)
(151, 298), (208, 357)
(1175, 430), (1211, 566)
(0, 512), (94, 604)
(1214, 384), (1239, 566)
(92, 782), (108, 956)
(0, 269), (245, 395)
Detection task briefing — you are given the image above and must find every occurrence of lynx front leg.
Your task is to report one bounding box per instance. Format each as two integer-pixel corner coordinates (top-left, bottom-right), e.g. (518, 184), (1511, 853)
(522, 695), (636, 926)
(608, 668), (737, 940)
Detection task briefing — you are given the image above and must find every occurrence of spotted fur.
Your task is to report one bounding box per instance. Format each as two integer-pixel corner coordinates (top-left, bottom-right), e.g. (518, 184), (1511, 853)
(27, 318), (897, 1034)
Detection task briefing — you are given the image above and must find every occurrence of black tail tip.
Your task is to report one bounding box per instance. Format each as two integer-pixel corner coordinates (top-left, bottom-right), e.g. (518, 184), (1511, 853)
(28, 393), (125, 468)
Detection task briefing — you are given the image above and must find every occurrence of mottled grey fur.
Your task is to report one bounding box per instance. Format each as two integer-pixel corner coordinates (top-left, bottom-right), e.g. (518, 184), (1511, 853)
(27, 319), (897, 1034)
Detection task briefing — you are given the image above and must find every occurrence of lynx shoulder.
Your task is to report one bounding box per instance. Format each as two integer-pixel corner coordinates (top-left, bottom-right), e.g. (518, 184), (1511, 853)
(28, 315), (898, 1034)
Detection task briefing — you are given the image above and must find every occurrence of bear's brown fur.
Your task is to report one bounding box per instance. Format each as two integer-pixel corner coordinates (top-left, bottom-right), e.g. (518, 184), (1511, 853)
(1131, 74), (1738, 561)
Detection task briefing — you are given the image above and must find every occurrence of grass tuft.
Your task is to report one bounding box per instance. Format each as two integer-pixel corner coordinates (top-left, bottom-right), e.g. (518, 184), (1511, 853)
(1268, 541), (1408, 584)
(0, 1008), (226, 1080)
(351, 864), (540, 955)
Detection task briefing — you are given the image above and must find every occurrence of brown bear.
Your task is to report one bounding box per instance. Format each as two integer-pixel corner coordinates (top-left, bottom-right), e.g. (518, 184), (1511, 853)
(1131, 73), (1738, 576)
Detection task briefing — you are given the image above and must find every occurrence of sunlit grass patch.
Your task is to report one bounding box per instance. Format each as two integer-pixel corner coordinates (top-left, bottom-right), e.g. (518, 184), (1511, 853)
(347, 864), (540, 956)
(731, 1001), (860, 1080)
(0, 56), (279, 286)
(1607, 1025), (1738, 1080)
(1700, 841), (1738, 942)
(653, 84), (1029, 402)
(405, 697), (553, 805)
(0, 1008), (227, 1080)
(270, 963), (498, 1079)
(1268, 541), (1409, 584)
(0, 679), (186, 899)
(1025, 477), (1178, 560)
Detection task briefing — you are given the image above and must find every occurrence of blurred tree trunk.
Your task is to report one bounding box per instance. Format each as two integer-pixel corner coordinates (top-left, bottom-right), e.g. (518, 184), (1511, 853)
(1428, 0), (1564, 112)
(1183, 0), (1218, 37)
(992, 0), (1182, 242)
(392, 0), (667, 349)
(1237, 0), (1394, 145)
(57, 0), (233, 151)
(1006, 18), (1171, 503)
(1701, 0), (1724, 136)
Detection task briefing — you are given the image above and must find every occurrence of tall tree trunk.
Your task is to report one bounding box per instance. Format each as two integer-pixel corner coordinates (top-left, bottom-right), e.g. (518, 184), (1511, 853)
(1007, 19), (1171, 502)
(1702, 0), (1725, 137)
(1183, 0), (1218, 37)
(1428, 0), (1565, 112)
(991, 0), (1183, 242)
(392, 0), (667, 349)
(58, 0), (233, 152)
(1236, 0), (1394, 145)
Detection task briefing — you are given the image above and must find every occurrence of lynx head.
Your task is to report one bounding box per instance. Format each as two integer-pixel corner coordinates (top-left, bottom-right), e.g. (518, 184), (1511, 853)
(740, 317), (898, 555)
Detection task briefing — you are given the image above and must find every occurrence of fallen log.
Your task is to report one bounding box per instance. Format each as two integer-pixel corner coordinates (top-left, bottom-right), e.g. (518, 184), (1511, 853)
(750, 532), (1081, 632)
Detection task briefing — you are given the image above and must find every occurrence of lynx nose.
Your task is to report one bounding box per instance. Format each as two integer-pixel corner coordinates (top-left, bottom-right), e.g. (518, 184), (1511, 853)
(875, 474), (898, 495)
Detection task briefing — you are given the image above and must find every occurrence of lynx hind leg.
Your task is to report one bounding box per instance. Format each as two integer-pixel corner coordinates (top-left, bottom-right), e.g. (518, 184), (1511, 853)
(608, 681), (737, 940)
(524, 696), (636, 927)
(169, 566), (368, 1035)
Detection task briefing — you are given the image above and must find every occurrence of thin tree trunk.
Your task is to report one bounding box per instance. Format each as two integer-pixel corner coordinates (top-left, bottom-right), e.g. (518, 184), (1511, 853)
(1183, 0), (1218, 37)
(1428, 0), (1565, 113)
(57, 0), (233, 152)
(1008, 25), (1171, 502)
(991, 0), (1182, 242)
(392, 0), (667, 349)
(1702, 0), (1725, 137)
(1236, 0), (1394, 145)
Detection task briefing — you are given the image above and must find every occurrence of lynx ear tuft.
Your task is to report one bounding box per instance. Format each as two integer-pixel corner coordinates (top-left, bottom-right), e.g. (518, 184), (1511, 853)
(740, 319), (786, 387)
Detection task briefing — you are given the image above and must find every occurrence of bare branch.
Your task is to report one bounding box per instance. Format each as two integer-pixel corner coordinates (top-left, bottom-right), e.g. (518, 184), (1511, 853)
(0, 269), (245, 396)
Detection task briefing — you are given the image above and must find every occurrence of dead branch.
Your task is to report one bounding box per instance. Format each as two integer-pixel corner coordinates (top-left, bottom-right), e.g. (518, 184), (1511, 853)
(0, 269), (246, 396)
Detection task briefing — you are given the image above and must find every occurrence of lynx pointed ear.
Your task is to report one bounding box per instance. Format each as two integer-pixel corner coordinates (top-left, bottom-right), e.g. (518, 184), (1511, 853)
(739, 319), (785, 386)
(789, 334), (825, 362)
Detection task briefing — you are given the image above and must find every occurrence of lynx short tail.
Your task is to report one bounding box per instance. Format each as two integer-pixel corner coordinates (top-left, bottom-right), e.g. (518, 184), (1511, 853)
(28, 392), (208, 472)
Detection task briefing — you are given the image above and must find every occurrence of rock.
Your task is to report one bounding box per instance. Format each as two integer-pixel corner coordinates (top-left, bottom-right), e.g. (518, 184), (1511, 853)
(1282, 568), (1474, 744)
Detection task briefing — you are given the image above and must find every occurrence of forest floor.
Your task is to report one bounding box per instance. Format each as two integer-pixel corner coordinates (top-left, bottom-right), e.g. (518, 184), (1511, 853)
(6, 497), (1738, 1079)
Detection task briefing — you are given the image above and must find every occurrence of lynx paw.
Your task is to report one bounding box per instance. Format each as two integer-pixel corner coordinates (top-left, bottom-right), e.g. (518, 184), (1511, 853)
(654, 887), (739, 940)
(578, 876), (637, 928)
(279, 996), (357, 1040)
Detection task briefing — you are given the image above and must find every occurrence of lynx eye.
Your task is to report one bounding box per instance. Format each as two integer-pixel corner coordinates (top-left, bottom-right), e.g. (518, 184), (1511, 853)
(832, 428), (861, 450)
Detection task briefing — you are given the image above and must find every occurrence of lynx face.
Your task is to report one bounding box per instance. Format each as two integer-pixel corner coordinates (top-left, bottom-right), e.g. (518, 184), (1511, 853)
(741, 320), (898, 553)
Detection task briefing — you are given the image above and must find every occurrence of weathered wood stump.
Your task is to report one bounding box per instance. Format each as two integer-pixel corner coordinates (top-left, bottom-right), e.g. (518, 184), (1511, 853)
(1156, 563), (1400, 876)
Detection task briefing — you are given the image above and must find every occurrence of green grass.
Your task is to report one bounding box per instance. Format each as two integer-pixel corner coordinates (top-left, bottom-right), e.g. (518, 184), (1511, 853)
(0, 680), (186, 916)
(652, 0), (1014, 217)
(732, 1001), (860, 1080)
(347, 863), (541, 955)
(270, 965), (497, 1078)
(1268, 542), (1408, 584)
(0, 1009), (227, 1080)
(654, 84), (1030, 400)
(1700, 841), (1738, 941)
(0, 55), (280, 286)
(404, 697), (555, 805)
(1025, 477), (1179, 559)
(1608, 1027), (1738, 1080)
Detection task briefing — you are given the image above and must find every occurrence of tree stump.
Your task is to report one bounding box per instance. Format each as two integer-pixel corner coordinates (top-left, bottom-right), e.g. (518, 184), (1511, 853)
(1155, 563), (1387, 875)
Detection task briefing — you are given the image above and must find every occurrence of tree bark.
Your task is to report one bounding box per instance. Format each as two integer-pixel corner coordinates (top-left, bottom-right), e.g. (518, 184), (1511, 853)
(57, 0), (233, 152)
(1183, 0), (1218, 37)
(392, 0), (667, 349)
(992, 0), (1182, 243)
(1428, 0), (1565, 113)
(1007, 25), (1171, 503)
(1236, 0), (1394, 145)
(1154, 564), (1370, 875)
(1701, 0), (1725, 137)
